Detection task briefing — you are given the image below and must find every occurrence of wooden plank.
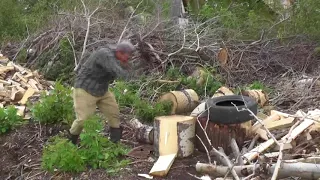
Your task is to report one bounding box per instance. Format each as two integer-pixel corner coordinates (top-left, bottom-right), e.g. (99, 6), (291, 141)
(242, 138), (275, 164)
(281, 118), (314, 143)
(252, 114), (281, 132)
(19, 87), (35, 105)
(265, 117), (295, 130)
(149, 154), (176, 177)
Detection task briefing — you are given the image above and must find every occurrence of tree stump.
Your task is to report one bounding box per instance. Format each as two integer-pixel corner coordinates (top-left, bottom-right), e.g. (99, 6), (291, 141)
(195, 117), (253, 156)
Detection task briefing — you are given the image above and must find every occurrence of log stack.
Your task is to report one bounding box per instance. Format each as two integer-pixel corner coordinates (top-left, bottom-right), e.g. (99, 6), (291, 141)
(0, 57), (54, 119)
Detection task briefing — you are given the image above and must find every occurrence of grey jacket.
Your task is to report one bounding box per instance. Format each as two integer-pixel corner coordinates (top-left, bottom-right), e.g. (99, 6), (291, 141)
(74, 47), (130, 97)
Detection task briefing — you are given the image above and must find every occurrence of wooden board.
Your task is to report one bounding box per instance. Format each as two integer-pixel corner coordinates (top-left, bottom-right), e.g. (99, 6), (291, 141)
(149, 154), (176, 177)
(265, 117), (295, 130)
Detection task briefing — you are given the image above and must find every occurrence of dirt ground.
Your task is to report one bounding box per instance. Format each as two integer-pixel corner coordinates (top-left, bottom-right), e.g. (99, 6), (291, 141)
(0, 110), (209, 180)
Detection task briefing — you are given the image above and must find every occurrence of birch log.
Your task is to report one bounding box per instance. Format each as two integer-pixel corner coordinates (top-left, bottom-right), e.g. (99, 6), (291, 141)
(195, 162), (320, 179)
(153, 115), (196, 158)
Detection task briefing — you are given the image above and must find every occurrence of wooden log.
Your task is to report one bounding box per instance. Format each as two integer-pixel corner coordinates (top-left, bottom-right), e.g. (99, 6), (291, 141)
(195, 117), (253, 156)
(212, 86), (234, 98)
(195, 162), (320, 179)
(158, 89), (199, 115)
(136, 125), (154, 144)
(153, 115), (196, 158)
(241, 89), (268, 107)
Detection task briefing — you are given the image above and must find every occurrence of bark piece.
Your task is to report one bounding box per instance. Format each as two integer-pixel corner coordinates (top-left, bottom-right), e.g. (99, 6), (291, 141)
(153, 115), (196, 158)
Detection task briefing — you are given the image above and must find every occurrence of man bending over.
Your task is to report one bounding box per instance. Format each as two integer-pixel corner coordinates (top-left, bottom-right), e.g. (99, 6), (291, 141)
(68, 40), (136, 145)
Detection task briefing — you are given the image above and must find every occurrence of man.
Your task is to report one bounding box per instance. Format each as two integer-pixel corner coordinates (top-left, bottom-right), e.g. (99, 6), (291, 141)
(68, 40), (136, 145)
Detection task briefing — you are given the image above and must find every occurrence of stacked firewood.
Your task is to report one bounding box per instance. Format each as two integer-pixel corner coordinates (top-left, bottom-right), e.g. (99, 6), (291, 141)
(0, 55), (54, 119)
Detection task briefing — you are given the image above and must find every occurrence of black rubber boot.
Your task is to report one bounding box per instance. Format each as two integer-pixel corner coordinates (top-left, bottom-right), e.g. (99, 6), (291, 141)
(109, 126), (123, 143)
(67, 130), (79, 145)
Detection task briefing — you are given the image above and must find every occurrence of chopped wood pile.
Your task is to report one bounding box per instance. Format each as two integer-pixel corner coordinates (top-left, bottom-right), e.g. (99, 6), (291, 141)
(128, 86), (320, 180)
(0, 55), (54, 119)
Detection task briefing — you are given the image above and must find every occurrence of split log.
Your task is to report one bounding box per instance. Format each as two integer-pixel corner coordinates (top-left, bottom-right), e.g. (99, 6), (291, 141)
(149, 153), (176, 177)
(19, 87), (36, 105)
(153, 115), (196, 158)
(241, 89), (268, 107)
(158, 89), (199, 115)
(195, 162), (320, 179)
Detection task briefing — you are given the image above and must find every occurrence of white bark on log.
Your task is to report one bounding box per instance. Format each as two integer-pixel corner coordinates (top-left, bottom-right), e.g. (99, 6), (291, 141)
(195, 162), (320, 179)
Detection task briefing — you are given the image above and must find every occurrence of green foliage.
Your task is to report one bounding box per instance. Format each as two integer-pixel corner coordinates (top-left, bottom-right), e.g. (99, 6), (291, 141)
(284, 0), (320, 39)
(41, 136), (86, 173)
(79, 116), (130, 172)
(110, 80), (173, 123)
(41, 115), (130, 174)
(247, 80), (272, 94)
(30, 81), (75, 125)
(134, 100), (173, 122)
(0, 106), (24, 134)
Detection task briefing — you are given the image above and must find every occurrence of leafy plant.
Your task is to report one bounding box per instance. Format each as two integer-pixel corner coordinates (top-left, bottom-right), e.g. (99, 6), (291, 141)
(0, 106), (24, 134)
(41, 136), (86, 173)
(41, 115), (130, 174)
(134, 100), (173, 123)
(30, 81), (75, 125)
(79, 115), (130, 172)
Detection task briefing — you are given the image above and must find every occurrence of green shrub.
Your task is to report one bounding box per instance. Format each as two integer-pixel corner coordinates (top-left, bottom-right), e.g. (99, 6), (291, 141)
(79, 115), (130, 172)
(0, 106), (24, 134)
(41, 136), (86, 173)
(41, 115), (130, 174)
(30, 81), (75, 125)
(134, 100), (173, 123)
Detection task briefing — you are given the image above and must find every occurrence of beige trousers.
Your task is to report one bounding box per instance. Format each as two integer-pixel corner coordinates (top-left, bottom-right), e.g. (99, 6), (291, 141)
(69, 88), (120, 135)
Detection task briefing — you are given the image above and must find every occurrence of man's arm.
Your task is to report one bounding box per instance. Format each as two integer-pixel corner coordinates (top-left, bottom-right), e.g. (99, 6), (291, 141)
(95, 48), (130, 80)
